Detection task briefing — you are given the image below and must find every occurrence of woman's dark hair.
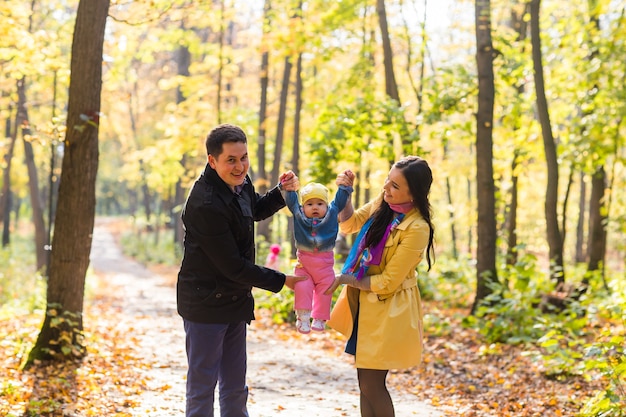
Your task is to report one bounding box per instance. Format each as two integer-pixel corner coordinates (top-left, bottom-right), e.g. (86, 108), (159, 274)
(205, 123), (247, 157)
(365, 156), (435, 270)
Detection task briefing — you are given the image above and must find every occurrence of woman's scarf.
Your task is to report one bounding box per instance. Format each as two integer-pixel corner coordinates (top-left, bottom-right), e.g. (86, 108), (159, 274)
(342, 213), (405, 280)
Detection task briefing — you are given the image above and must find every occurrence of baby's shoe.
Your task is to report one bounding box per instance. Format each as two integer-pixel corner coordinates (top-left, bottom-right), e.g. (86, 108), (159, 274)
(296, 317), (311, 334)
(295, 310), (311, 334)
(311, 319), (326, 332)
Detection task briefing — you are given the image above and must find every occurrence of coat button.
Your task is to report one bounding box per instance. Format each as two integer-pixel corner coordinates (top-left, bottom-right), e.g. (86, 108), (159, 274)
(232, 295), (238, 301)
(215, 293), (222, 298)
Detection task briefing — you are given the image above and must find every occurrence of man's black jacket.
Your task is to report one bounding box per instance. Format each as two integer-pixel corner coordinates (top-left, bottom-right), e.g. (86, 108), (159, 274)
(177, 164), (286, 324)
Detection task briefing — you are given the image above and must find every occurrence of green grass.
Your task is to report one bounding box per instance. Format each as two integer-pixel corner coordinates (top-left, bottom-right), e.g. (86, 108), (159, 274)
(0, 235), (46, 317)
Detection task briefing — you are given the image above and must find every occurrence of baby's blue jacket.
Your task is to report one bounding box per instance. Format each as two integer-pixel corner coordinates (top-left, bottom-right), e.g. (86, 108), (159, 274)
(286, 185), (353, 253)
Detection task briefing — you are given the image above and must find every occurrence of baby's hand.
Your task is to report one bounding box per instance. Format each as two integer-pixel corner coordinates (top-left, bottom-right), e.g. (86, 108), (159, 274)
(336, 170), (355, 187)
(279, 171), (300, 191)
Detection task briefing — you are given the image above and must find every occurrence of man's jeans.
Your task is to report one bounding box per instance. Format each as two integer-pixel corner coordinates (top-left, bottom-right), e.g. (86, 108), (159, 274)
(184, 320), (249, 417)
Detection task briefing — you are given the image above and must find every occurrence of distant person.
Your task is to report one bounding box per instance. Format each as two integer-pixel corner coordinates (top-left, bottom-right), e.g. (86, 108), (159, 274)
(176, 123), (306, 417)
(265, 243), (282, 270)
(326, 157), (435, 417)
(285, 181), (353, 333)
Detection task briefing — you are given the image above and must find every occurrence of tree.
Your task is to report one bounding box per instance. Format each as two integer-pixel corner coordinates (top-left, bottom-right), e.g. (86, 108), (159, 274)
(256, 0), (272, 242)
(269, 54), (292, 186)
(26, 0), (110, 365)
(173, 21), (191, 249)
(290, 49), (303, 259)
(376, 0), (400, 104)
(17, 0), (47, 273)
(530, 0), (564, 285)
(504, 2), (530, 266)
(18, 78), (47, 272)
(583, 0), (608, 291)
(471, 0), (498, 314)
(376, 0), (412, 159)
(1, 106), (17, 247)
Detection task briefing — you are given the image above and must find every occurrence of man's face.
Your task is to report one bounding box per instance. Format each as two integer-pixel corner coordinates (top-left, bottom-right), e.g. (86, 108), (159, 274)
(208, 141), (250, 191)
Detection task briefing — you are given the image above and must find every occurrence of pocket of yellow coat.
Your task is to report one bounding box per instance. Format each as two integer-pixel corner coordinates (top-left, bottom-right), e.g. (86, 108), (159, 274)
(328, 286), (356, 336)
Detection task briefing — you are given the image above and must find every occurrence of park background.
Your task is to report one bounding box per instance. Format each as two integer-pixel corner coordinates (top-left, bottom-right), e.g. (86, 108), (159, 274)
(1, 0), (625, 415)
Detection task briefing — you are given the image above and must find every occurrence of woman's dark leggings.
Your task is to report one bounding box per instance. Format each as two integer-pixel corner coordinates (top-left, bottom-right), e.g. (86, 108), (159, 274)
(357, 368), (394, 417)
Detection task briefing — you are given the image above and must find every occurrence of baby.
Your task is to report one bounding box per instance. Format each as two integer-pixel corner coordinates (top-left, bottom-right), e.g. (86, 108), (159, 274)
(285, 181), (353, 333)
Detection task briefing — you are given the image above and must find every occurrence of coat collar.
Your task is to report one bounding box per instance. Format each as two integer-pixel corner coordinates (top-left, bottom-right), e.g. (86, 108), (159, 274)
(372, 192), (422, 231)
(202, 163), (249, 201)
(394, 209), (421, 231)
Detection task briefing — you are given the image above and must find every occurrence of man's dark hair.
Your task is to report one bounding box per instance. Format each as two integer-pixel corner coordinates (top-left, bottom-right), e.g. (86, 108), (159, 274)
(205, 124), (248, 157)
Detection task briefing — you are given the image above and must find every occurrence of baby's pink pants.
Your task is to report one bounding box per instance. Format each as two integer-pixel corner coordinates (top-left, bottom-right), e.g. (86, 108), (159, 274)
(293, 250), (335, 320)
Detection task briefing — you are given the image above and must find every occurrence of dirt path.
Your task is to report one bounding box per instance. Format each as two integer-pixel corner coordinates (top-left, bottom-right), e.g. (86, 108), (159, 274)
(89, 220), (443, 417)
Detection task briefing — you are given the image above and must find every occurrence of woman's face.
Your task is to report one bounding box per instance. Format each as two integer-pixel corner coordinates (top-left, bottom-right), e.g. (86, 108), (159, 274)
(383, 166), (413, 205)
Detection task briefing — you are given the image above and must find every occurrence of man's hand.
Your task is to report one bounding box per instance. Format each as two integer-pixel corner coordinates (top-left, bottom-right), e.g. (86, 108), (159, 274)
(279, 170), (300, 192)
(284, 274), (307, 290)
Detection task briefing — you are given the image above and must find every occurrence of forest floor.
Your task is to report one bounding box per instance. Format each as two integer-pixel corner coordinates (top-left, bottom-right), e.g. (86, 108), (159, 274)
(86, 218), (444, 417)
(0, 218), (603, 416)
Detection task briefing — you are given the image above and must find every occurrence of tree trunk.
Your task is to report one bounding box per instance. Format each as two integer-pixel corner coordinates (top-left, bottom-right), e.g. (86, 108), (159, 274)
(256, 0), (272, 242)
(530, 0), (564, 284)
(471, 0), (498, 314)
(376, 0), (400, 103)
(561, 166), (574, 246)
(376, 0), (411, 158)
(18, 78), (47, 271)
(270, 56), (292, 186)
(575, 172), (586, 263)
(585, 166), (607, 283)
(506, 153), (519, 266)
(467, 146), (473, 255)
(583, 0), (608, 290)
(443, 140), (458, 259)
(140, 160), (152, 229)
(216, 0), (225, 124)
(289, 51), (303, 258)
(402, 0), (428, 115)
(1, 107), (17, 247)
(505, 3), (529, 267)
(26, 0), (110, 366)
(173, 36), (191, 249)
(47, 70), (61, 276)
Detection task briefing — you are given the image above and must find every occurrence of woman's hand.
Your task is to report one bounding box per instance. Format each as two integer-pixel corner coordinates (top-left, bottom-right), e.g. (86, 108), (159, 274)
(336, 170), (355, 222)
(336, 169), (355, 187)
(324, 273), (349, 295)
(325, 273), (372, 294)
(284, 274), (307, 290)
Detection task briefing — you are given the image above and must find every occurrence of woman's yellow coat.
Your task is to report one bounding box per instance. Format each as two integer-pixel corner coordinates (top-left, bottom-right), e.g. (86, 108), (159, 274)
(328, 193), (429, 370)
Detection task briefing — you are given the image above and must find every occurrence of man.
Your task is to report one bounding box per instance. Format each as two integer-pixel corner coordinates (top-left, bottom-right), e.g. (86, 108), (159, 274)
(177, 123), (304, 416)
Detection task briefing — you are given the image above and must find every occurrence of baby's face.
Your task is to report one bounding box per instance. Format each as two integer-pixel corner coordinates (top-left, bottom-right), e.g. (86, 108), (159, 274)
(303, 198), (328, 219)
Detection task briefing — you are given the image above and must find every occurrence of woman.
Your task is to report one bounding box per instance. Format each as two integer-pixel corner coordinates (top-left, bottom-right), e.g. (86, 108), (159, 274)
(326, 156), (435, 417)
